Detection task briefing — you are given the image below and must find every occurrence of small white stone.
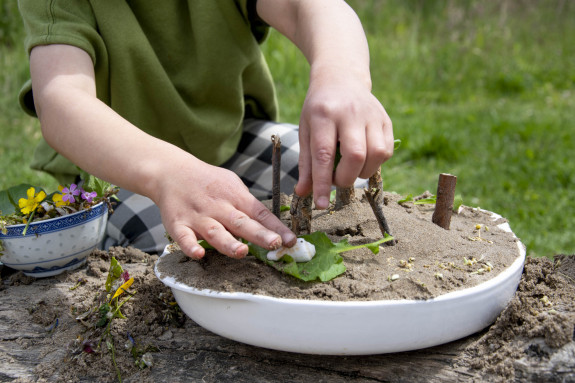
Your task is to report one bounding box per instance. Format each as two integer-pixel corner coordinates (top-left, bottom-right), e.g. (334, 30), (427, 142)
(267, 238), (316, 262)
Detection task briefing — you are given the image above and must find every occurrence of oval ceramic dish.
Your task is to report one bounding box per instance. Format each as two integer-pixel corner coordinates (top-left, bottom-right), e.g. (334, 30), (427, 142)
(155, 211), (525, 355)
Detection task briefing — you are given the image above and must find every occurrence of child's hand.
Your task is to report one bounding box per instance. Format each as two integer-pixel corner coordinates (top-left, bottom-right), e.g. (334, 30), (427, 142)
(295, 70), (394, 209)
(153, 158), (297, 260)
(258, 0), (394, 210)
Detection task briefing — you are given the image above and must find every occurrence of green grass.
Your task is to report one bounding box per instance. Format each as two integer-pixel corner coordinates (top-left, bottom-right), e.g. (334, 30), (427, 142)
(261, 0), (575, 258)
(1, 0), (573, 258)
(0, 0), (59, 192)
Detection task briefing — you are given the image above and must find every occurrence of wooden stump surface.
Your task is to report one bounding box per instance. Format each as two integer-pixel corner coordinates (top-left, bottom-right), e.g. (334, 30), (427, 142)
(1, 261), (574, 383)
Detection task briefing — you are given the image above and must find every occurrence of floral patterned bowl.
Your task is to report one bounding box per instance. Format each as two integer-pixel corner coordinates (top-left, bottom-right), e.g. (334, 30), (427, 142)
(0, 202), (108, 277)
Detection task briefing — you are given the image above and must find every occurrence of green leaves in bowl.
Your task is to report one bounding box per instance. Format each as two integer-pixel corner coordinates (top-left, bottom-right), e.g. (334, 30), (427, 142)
(250, 231), (394, 282)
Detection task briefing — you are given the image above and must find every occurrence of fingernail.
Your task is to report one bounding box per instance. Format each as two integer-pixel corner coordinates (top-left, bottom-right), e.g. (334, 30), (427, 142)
(283, 232), (297, 246)
(316, 196), (329, 210)
(267, 234), (282, 250)
(232, 243), (248, 258)
(190, 245), (204, 260)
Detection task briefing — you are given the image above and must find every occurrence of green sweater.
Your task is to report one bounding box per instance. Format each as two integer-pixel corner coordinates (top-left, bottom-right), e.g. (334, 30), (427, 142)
(18, 0), (278, 183)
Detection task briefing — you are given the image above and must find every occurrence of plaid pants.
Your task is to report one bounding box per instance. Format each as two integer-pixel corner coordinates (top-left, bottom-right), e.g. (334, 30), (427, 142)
(103, 119), (300, 254)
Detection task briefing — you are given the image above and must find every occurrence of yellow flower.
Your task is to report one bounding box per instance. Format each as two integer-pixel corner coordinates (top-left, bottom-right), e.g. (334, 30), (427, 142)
(52, 186), (69, 207)
(18, 187), (47, 215)
(111, 277), (134, 300)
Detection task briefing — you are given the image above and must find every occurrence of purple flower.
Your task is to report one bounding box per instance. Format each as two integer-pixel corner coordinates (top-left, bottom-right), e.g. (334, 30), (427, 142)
(81, 189), (98, 203)
(121, 270), (130, 282)
(61, 184), (80, 203)
(82, 340), (96, 354)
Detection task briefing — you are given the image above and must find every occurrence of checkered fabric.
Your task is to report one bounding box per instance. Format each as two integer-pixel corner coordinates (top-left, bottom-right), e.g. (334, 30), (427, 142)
(103, 119), (300, 254)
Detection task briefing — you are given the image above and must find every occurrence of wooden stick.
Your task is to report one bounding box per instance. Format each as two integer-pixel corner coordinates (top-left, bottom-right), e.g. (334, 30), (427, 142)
(271, 135), (281, 218)
(364, 188), (395, 245)
(333, 143), (355, 210)
(335, 186), (355, 210)
(368, 168), (383, 206)
(290, 189), (313, 235)
(432, 173), (457, 230)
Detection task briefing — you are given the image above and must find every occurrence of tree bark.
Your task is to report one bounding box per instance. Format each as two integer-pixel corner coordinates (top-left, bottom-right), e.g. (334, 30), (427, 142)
(290, 190), (313, 235)
(368, 168), (383, 206)
(432, 173), (457, 230)
(271, 135), (281, 218)
(335, 186), (355, 210)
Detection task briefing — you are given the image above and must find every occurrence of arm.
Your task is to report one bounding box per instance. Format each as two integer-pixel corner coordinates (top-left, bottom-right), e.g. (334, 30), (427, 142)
(29, 44), (296, 259)
(257, 0), (394, 209)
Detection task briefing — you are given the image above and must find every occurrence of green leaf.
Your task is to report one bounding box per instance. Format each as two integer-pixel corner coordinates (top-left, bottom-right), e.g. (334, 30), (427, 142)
(0, 191), (14, 216)
(0, 184), (36, 215)
(398, 193), (436, 205)
(333, 143), (342, 172)
(79, 171), (114, 198)
(96, 303), (110, 327)
(414, 196), (436, 205)
(198, 240), (217, 250)
(397, 194), (413, 204)
(105, 257), (124, 292)
(453, 194), (464, 212)
(250, 232), (394, 282)
(280, 205), (290, 212)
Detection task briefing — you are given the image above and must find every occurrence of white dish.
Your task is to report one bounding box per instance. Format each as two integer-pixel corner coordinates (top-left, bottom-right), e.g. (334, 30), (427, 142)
(155, 211), (525, 355)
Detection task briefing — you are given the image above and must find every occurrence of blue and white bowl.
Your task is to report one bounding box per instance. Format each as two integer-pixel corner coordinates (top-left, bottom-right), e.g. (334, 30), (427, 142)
(0, 202), (108, 277)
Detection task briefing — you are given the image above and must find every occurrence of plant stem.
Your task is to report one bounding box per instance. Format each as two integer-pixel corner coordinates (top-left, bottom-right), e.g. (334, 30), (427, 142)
(22, 210), (35, 236)
(106, 333), (122, 383)
(334, 235), (394, 253)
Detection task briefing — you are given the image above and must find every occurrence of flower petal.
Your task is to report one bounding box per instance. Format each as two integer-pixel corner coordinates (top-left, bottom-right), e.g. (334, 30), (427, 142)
(35, 191), (47, 203)
(111, 277), (134, 300)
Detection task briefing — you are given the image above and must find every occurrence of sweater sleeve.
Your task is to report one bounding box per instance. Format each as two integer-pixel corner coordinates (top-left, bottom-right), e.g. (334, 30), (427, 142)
(236, 0), (270, 43)
(17, 0), (104, 116)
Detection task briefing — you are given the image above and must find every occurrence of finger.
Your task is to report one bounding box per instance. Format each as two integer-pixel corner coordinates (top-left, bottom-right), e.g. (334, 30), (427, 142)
(241, 199), (297, 248)
(169, 225), (206, 260)
(294, 119), (313, 198)
(223, 206), (282, 250)
(357, 121), (389, 179)
(333, 124), (367, 187)
(361, 112), (394, 178)
(196, 217), (250, 259)
(310, 120), (337, 210)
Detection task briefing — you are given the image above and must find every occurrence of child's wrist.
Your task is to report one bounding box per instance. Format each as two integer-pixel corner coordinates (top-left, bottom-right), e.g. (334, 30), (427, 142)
(309, 63), (372, 91)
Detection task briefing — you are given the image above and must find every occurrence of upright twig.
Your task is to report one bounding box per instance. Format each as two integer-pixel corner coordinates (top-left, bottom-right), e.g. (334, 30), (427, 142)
(334, 143), (355, 210)
(364, 188), (396, 245)
(368, 168), (383, 206)
(271, 135), (281, 218)
(335, 186), (355, 210)
(432, 173), (457, 230)
(290, 189), (312, 235)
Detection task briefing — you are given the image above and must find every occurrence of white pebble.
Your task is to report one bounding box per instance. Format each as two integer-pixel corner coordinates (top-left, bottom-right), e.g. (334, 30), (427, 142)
(267, 238), (316, 262)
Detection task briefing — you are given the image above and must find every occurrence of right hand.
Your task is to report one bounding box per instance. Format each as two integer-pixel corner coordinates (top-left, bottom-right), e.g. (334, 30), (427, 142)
(153, 156), (297, 260)
(29, 44), (296, 261)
